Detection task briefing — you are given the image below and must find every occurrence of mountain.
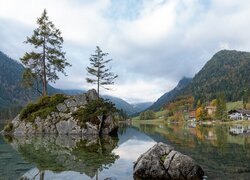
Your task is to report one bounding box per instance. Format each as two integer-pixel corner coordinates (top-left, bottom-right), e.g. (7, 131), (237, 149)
(0, 51), (62, 108)
(61, 89), (86, 95)
(182, 50), (250, 101)
(132, 102), (153, 113)
(149, 50), (250, 111)
(102, 95), (136, 115)
(0, 50), (138, 117)
(147, 77), (192, 111)
(0, 51), (26, 107)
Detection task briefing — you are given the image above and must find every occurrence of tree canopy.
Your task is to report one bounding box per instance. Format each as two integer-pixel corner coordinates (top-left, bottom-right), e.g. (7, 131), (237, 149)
(86, 46), (118, 97)
(20, 9), (71, 96)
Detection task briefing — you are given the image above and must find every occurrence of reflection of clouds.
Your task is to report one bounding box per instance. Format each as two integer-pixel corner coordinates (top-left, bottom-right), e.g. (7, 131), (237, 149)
(21, 168), (90, 180)
(16, 127), (157, 180)
(114, 139), (156, 161)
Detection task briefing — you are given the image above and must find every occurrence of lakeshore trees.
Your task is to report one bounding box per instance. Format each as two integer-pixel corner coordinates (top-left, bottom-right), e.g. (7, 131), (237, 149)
(20, 9), (71, 96)
(215, 93), (227, 120)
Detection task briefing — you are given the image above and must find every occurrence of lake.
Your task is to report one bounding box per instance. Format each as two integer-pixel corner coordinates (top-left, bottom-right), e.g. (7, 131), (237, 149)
(1, 121), (250, 179)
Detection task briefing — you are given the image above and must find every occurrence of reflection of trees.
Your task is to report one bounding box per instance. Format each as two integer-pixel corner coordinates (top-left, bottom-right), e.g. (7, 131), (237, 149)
(214, 126), (227, 154)
(10, 135), (119, 179)
(139, 124), (157, 132)
(136, 122), (250, 179)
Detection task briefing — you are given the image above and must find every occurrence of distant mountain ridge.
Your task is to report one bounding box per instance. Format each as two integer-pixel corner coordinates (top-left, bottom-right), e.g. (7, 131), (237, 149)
(132, 102), (153, 112)
(147, 77), (192, 111)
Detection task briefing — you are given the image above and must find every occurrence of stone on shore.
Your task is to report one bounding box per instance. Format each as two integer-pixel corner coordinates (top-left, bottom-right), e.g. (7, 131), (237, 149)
(133, 142), (204, 180)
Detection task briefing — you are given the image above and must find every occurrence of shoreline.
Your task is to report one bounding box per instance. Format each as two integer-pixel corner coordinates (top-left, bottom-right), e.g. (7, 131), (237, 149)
(132, 119), (250, 125)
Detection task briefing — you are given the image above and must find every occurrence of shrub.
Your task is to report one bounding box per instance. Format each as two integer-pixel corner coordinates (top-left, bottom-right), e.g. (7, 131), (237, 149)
(139, 110), (155, 120)
(4, 122), (13, 133)
(73, 98), (117, 128)
(19, 94), (67, 122)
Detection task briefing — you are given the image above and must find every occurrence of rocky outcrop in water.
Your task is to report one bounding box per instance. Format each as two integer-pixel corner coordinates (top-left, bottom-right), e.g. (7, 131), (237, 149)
(133, 142), (204, 180)
(3, 89), (118, 136)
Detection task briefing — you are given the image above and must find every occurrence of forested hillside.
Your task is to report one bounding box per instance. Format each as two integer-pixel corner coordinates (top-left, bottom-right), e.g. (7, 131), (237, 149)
(0, 51), (33, 107)
(147, 77), (192, 111)
(148, 50), (250, 111)
(0, 51), (61, 118)
(182, 50), (250, 102)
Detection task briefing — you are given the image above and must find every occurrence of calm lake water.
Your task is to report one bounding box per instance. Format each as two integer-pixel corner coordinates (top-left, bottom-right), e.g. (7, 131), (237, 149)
(1, 122), (250, 180)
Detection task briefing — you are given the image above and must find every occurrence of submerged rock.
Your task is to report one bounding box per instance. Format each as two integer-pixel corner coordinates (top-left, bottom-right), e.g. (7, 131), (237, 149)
(133, 142), (204, 180)
(3, 89), (118, 136)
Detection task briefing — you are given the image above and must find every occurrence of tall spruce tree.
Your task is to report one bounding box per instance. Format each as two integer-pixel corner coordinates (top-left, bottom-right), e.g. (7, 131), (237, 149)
(86, 46), (118, 97)
(243, 89), (250, 109)
(215, 92), (227, 120)
(20, 9), (71, 96)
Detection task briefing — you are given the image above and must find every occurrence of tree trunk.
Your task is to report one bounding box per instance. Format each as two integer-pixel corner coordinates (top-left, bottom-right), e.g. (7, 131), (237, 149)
(97, 64), (100, 98)
(42, 36), (47, 96)
(39, 170), (45, 180)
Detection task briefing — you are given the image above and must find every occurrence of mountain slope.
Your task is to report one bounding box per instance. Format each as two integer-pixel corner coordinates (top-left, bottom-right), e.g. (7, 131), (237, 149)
(0, 51), (62, 108)
(102, 95), (136, 115)
(147, 77), (192, 111)
(182, 50), (250, 101)
(132, 102), (153, 113)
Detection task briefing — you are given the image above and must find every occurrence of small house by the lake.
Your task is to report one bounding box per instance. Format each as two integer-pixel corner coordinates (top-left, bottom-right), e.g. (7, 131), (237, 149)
(189, 109), (196, 119)
(228, 110), (250, 120)
(205, 105), (216, 115)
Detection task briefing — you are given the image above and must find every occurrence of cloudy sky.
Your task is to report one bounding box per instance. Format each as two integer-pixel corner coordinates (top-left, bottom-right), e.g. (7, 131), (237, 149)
(1, 0), (250, 103)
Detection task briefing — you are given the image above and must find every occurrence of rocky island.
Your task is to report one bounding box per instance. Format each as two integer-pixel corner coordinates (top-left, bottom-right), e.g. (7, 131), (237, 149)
(2, 89), (118, 136)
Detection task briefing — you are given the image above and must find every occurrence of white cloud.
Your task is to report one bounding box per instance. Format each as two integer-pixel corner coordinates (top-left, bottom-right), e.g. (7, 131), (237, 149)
(1, 0), (250, 103)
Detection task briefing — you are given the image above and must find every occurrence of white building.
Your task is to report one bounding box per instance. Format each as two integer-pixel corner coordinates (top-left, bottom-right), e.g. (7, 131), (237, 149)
(228, 110), (250, 120)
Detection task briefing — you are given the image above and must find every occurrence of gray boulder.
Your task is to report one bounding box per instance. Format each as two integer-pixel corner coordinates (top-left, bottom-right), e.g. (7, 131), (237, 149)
(56, 103), (68, 112)
(64, 98), (77, 108)
(75, 94), (88, 106)
(133, 142), (204, 180)
(87, 89), (98, 101)
(101, 115), (118, 135)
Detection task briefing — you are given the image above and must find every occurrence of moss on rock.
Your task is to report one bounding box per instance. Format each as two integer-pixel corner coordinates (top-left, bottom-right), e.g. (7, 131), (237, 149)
(72, 98), (117, 128)
(19, 94), (67, 122)
(3, 122), (13, 133)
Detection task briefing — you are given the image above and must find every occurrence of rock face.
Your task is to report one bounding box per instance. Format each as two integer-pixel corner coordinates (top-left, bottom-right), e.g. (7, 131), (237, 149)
(133, 142), (204, 180)
(4, 89), (118, 136)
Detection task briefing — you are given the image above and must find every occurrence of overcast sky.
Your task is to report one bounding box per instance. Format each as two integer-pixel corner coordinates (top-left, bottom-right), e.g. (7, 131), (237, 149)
(1, 0), (250, 103)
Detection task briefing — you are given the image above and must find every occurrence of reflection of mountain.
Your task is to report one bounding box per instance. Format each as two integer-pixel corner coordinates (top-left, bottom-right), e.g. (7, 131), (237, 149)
(8, 135), (119, 179)
(118, 124), (154, 146)
(0, 134), (34, 180)
(133, 122), (250, 179)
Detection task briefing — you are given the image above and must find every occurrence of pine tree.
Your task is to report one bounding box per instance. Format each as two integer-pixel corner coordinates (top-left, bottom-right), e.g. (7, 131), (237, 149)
(243, 89), (250, 109)
(215, 92), (227, 120)
(86, 46), (118, 97)
(20, 9), (71, 96)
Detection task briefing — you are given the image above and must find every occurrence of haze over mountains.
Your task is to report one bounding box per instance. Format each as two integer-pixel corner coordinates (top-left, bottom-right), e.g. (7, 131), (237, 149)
(147, 77), (192, 111)
(0, 51), (151, 116)
(1, 49), (250, 118)
(147, 50), (250, 111)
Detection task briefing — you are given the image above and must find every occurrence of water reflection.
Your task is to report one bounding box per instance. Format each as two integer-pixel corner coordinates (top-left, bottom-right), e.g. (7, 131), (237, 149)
(2, 125), (156, 180)
(8, 135), (119, 179)
(229, 124), (250, 135)
(133, 121), (250, 179)
(3, 122), (250, 179)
